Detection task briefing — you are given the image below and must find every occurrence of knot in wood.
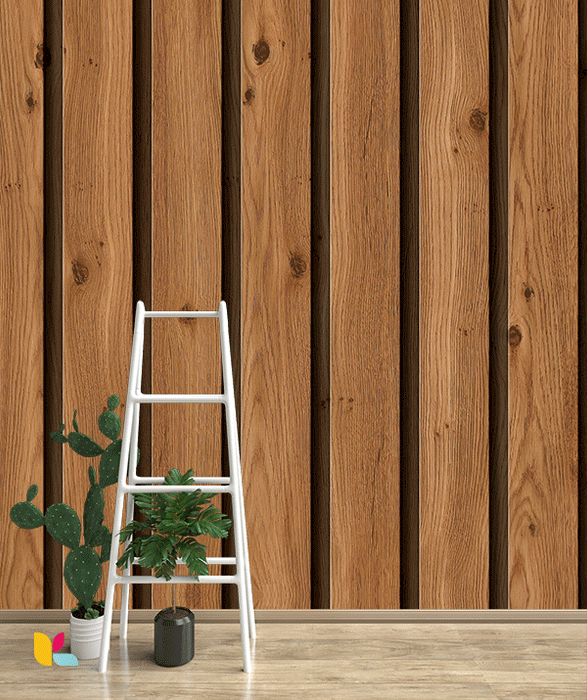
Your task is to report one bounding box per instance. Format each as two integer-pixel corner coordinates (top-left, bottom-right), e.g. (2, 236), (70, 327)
(469, 109), (487, 132)
(243, 87), (255, 105)
(253, 39), (270, 65)
(509, 325), (522, 347)
(72, 260), (89, 285)
(289, 253), (307, 278)
(35, 43), (50, 69)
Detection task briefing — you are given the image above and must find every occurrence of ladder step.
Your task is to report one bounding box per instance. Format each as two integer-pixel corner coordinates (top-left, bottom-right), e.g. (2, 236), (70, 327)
(127, 557), (236, 566)
(123, 483), (231, 494)
(144, 311), (218, 318)
(132, 392), (225, 404)
(113, 574), (238, 584)
(132, 476), (230, 485)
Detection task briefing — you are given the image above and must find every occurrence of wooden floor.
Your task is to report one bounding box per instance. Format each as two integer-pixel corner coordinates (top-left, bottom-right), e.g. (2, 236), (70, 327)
(0, 622), (585, 699)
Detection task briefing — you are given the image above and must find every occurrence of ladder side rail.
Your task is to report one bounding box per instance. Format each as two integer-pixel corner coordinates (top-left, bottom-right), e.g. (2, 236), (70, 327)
(120, 315), (145, 638)
(98, 300), (146, 673)
(219, 301), (256, 640)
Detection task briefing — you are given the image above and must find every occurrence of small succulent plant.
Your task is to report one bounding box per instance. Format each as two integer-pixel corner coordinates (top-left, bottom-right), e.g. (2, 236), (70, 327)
(115, 468), (231, 614)
(9, 395), (138, 619)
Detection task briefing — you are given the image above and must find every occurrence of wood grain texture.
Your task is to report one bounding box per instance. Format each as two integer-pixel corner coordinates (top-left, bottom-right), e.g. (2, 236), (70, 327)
(3, 621), (586, 697)
(151, 0), (223, 611)
(420, 0), (490, 608)
(508, 0), (578, 608)
(241, 0), (311, 608)
(0, 0), (44, 609)
(62, 0), (132, 611)
(330, 0), (401, 608)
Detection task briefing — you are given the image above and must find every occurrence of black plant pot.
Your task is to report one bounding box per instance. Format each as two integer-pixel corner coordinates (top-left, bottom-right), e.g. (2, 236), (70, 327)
(154, 607), (195, 667)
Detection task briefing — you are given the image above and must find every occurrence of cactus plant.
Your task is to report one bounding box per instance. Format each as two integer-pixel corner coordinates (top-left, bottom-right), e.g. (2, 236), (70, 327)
(9, 395), (134, 619)
(115, 468), (231, 615)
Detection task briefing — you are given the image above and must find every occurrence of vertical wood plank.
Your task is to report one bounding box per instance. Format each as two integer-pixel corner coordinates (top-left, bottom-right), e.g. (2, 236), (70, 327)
(241, 0), (311, 608)
(151, 0), (223, 611)
(420, 0), (490, 609)
(508, 0), (578, 609)
(63, 0), (133, 611)
(0, 0), (44, 609)
(330, 0), (401, 608)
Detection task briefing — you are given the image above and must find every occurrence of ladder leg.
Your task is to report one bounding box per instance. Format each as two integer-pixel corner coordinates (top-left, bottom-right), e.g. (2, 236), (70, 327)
(99, 303), (145, 673)
(98, 398), (137, 672)
(231, 483), (252, 672)
(234, 442), (255, 639)
(219, 301), (255, 640)
(120, 354), (143, 639)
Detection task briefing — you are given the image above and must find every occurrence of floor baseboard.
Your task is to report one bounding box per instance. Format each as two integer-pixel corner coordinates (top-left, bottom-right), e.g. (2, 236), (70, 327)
(1, 609), (585, 624)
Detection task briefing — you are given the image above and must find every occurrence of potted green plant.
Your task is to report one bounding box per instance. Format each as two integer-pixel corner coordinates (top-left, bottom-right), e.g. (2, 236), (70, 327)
(115, 467), (232, 667)
(9, 394), (137, 659)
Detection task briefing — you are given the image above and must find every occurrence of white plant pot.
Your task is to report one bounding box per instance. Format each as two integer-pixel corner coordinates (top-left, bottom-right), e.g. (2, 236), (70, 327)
(69, 612), (104, 660)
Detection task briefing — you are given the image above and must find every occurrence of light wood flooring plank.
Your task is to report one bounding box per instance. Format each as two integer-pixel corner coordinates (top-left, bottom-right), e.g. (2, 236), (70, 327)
(1, 623), (584, 699)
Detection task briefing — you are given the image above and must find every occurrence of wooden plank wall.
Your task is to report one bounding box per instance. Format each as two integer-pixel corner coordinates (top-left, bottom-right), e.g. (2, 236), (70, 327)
(61, 0), (133, 613)
(1, 0), (585, 612)
(419, 0), (490, 608)
(508, 0), (578, 608)
(0, 0), (45, 609)
(330, 0), (400, 608)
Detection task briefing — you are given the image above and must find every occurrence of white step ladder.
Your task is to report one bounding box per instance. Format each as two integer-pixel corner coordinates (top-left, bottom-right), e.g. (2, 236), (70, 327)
(98, 300), (255, 673)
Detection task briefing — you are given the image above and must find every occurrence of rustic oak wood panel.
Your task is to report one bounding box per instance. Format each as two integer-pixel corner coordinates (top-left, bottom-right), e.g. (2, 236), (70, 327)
(62, 0), (133, 611)
(241, 0), (311, 608)
(151, 0), (223, 611)
(508, 0), (578, 609)
(419, 0), (490, 608)
(330, 0), (401, 608)
(0, 0), (44, 609)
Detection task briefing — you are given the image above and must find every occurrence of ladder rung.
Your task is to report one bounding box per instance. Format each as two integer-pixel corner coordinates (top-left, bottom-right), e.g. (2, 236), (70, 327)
(126, 557), (236, 567)
(123, 484), (232, 494)
(144, 311), (219, 318)
(132, 392), (225, 404)
(113, 574), (238, 584)
(132, 476), (231, 485)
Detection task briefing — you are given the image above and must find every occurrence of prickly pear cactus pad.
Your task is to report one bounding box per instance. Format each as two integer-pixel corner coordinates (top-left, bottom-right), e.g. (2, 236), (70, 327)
(98, 408), (121, 442)
(98, 440), (122, 487)
(83, 481), (105, 546)
(10, 500), (44, 529)
(99, 439), (140, 487)
(45, 503), (81, 550)
(64, 545), (102, 611)
(67, 432), (105, 457)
